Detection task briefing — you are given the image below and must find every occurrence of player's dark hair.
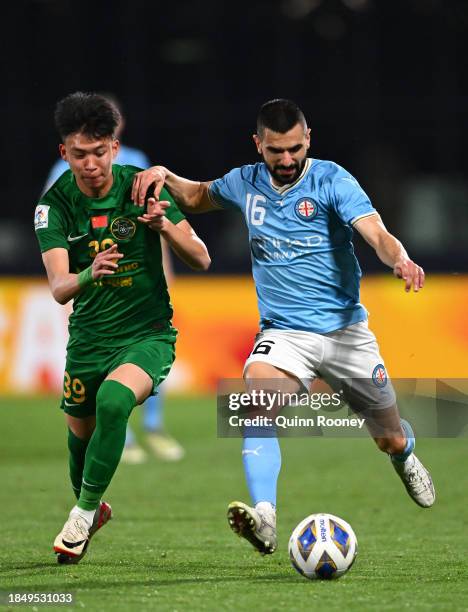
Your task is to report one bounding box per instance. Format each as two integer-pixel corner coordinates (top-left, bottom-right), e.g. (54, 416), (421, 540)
(257, 99), (306, 136)
(54, 91), (121, 140)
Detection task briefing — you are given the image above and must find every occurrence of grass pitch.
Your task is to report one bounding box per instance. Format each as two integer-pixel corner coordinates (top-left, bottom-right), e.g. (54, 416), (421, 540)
(1, 396), (467, 611)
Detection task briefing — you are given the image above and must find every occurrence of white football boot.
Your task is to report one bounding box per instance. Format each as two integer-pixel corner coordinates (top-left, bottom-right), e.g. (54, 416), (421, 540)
(391, 453), (435, 508)
(54, 501), (112, 564)
(54, 515), (89, 562)
(227, 501), (277, 554)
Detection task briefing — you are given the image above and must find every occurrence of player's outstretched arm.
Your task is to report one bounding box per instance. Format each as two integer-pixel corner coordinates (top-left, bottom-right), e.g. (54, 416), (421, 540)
(132, 166), (217, 213)
(42, 244), (124, 304)
(354, 214), (425, 292)
(137, 198), (210, 271)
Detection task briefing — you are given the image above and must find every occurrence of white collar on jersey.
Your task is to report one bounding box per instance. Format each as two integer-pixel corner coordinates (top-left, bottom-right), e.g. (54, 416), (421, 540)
(268, 158), (312, 196)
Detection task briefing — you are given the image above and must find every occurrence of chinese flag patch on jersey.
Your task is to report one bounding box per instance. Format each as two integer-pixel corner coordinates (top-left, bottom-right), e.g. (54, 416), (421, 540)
(91, 215), (108, 229)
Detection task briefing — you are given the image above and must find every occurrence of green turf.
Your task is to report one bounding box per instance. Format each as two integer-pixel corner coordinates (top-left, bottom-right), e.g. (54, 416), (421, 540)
(1, 397), (467, 611)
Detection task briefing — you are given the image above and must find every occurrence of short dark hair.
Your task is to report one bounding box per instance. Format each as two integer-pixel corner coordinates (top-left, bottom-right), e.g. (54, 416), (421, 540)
(257, 99), (306, 136)
(54, 91), (121, 140)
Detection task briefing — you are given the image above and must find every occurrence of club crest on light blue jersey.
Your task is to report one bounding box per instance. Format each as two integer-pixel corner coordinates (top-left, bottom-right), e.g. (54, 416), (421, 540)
(295, 197), (318, 221)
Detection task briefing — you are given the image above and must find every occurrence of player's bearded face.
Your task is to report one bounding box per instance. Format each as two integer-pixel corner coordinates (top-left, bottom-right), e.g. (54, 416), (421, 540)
(267, 155), (307, 185)
(256, 123), (310, 186)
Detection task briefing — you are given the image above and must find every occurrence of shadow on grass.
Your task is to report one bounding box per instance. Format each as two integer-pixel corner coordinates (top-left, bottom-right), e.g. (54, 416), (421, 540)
(0, 561), (57, 574)
(4, 574), (303, 593)
(1, 559), (302, 589)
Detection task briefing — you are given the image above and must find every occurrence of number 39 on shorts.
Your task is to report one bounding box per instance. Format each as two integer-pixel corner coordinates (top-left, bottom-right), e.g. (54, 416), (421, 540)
(63, 371), (86, 404)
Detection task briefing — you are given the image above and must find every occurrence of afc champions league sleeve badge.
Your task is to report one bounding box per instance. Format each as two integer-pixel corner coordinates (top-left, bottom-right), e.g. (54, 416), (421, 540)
(34, 204), (50, 229)
(110, 217), (136, 241)
(294, 197), (318, 221)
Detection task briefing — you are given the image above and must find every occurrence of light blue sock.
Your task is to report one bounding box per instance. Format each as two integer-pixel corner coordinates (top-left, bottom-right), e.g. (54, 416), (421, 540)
(391, 418), (415, 462)
(144, 391), (163, 432)
(242, 427), (281, 506)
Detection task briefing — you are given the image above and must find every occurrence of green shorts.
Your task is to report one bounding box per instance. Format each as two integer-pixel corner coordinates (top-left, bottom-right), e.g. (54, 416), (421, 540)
(60, 328), (177, 418)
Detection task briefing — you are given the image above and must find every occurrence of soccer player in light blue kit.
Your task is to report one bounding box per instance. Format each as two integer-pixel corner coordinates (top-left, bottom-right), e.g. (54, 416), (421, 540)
(132, 99), (435, 554)
(44, 95), (184, 464)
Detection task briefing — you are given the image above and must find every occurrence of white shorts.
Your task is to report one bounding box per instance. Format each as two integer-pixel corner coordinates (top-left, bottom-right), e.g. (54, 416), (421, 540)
(243, 322), (396, 410)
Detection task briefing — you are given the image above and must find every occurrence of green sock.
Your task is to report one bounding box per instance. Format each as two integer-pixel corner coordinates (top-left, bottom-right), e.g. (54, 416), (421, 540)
(67, 428), (89, 499)
(79, 380), (136, 511)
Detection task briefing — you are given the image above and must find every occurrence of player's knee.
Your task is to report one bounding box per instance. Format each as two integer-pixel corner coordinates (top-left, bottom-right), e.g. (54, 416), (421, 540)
(96, 380), (136, 429)
(375, 436), (406, 455)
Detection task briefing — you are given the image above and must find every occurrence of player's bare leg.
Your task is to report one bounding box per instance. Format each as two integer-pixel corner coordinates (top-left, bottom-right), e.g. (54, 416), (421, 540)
(227, 362), (300, 554)
(362, 404), (435, 508)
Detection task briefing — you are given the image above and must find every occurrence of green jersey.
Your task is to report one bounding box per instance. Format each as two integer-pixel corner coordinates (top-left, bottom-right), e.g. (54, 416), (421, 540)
(34, 164), (185, 346)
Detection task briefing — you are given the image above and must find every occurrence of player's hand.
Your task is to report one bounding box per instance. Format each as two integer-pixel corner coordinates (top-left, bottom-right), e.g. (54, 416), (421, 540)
(132, 166), (167, 206)
(137, 198), (170, 232)
(91, 244), (123, 280)
(393, 258), (425, 292)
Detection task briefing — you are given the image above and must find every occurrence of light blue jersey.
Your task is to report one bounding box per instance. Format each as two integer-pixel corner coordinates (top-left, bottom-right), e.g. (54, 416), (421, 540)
(208, 158), (377, 334)
(44, 144), (150, 191)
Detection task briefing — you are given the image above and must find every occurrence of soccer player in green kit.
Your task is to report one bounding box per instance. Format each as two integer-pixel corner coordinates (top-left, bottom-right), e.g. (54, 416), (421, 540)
(34, 92), (210, 564)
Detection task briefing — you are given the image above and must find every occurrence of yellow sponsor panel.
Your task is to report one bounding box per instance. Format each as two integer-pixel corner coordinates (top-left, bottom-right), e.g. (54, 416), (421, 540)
(0, 276), (466, 395)
(170, 275), (468, 391)
(360, 276), (468, 378)
(169, 277), (259, 393)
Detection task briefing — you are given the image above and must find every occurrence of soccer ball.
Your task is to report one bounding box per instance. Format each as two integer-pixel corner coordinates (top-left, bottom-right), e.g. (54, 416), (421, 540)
(288, 513), (357, 580)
